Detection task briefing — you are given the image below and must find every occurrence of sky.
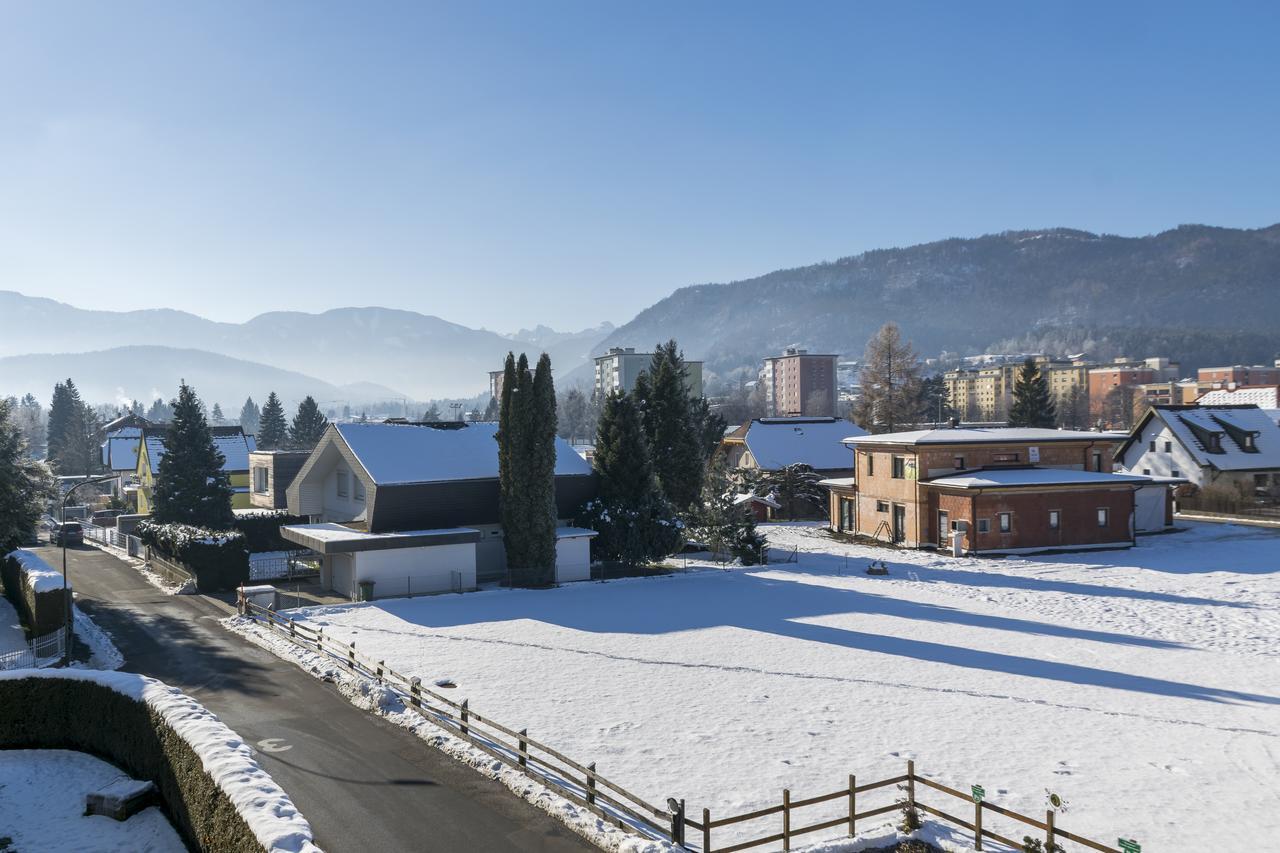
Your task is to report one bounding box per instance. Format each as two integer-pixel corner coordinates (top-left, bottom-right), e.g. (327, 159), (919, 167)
(1, 2), (1278, 333)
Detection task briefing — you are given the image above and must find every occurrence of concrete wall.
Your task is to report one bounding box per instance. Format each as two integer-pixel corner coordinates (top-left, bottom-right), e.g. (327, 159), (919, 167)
(554, 537), (591, 583)
(353, 543), (477, 599)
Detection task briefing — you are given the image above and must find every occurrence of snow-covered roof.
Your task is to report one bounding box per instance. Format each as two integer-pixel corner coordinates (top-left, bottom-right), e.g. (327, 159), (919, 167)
(142, 428), (257, 474)
(848, 427), (1125, 446)
(926, 468), (1153, 489)
(1149, 406), (1280, 471)
(1197, 386), (1280, 409)
(743, 417), (863, 470)
(818, 477), (857, 488)
(555, 526), (599, 539)
(334, 422), (592, 485)
(733, 492), (781, 509)
(280, 522), (481, 553)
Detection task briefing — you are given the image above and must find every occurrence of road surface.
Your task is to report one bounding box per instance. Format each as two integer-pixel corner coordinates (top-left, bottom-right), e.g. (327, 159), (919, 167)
(35, 542), (598, 853)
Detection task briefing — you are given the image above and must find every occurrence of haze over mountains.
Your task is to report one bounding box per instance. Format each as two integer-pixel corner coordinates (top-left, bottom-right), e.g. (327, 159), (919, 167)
(3, 223), (1277, 406)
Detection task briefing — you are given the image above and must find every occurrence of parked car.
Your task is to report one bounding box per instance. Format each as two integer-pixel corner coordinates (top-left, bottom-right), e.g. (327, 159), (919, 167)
(51, 522), (84, 547)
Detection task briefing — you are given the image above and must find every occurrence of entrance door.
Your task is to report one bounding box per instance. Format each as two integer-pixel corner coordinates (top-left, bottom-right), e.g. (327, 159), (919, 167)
(937, 510), (949, 547)
(892, 504), (906, 543)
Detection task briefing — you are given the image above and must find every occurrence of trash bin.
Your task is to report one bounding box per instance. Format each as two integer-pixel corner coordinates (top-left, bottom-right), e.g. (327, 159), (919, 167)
(357, 580), (375, 602)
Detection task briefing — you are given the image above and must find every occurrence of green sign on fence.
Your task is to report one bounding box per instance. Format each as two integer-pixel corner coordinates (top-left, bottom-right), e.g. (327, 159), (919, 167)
(1118, 839), (1140, 853)
(971, 784), (985, 803)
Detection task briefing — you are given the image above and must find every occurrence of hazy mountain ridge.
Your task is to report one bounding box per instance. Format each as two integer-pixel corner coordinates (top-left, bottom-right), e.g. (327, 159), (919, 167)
(593, 223), (1280, 379)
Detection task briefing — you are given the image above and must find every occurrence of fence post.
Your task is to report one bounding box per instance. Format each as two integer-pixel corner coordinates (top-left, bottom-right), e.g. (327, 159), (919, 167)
(289, 618), (296, 639)
(348, 641), (356, 669)
(460, 699), (469, 736)
(410, 677), (421, 708)
(668, 798), (685, 846)
(518, 728), (528, 767)
(1045, 809), (1055, 851)
(782, 788), (791, 851)
(848, 774), (856, 836)
(702, 807), (711, 853)
(376, 659), (384, 683)
(906, 760), (916, 813)
(586, 762), (596, 806)
(974, 800), (982, 850)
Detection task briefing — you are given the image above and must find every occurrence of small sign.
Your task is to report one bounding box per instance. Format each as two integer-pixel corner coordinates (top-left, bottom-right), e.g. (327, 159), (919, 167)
(971, 784), (985, 803)
(1028, 446), (1041, 463)
(1118, 839), (1140, 853)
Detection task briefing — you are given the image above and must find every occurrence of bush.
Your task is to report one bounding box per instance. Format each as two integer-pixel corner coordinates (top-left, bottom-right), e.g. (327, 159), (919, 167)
(577, 497), (684, 566)
(231, 511), (307, 553)
(138, 521), (249, 592)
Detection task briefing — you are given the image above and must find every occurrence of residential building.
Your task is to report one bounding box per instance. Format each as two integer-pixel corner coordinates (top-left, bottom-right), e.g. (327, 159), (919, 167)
(593, 348), (703, 399)
(1197, 385), (1280, 410)
(761, 348), (838, 417)
(1088, 358), (1179, 423)
(100, 413), (150, 491)
(488, 370), (505, 401)
(1138, 380), (1203, 408)
(248, 450), (311, 510)
(944, 356), (1093, 422)
(282, 421), (597, 598)
(722, 417), (864, 476)
(133, 426), (258, 514)
(1198, 363), (1280, 386)
(823, 427), (1160, 554)
(1115, 404), (1280, 498)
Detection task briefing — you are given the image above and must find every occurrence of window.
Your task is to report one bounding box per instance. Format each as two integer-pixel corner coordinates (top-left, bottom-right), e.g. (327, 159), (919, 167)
(253, 467), (269, 494)
(891, 456), (906, 479)
(1164, 441), (1172, 453)
(1148, 439), (1156, 452)
(998, 512), (1012, 533)
(1097, 507), (1109, 527)
(336, 468), (349, 498)
(1048, 510), (1060, 530)
(353, 477), (365, 503)
(993, 453), (1019, 463)
(876, 500), (889, 513)
(977, 518), (990, 534)
(1142, 468), (1151, 475)
(953, 455), (965, 470)
(866, 454), (874, 476)
(1171, 469), (1180, 477)
(1243, 434), (1256, 451)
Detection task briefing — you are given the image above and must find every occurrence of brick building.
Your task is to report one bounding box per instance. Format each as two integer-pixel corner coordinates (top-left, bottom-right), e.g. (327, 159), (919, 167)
(1198, 363), (1280, 386)
(761, 348), (839, 417)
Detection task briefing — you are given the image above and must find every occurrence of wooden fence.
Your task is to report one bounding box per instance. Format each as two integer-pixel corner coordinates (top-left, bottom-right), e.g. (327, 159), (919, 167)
(238, 599), (1133, 853)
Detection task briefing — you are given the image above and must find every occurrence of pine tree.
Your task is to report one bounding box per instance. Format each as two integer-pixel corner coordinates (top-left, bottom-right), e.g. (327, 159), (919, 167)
(761, 463), (826, 519)
(0, 398), (56, 552)
(45, 380), (74, 469)
(152, 383), (234, 529)
(146, 397), (173, 422)
(696, 450), (766, 565)
(288, 396), (329, 450)
(1059, 384), (1089, 430)
(558, 388), (588, 442)
(13, 395), (44, 459)
(918, 375), (954, 425)
(635, 341), (705, 511)
(1007, 358), (1058, 428)
(852, 323), (924, 433)
(422, 403), (442, 421)
(257, 392), (287, 450)
(45, 379), (99, 475)
(239, 397), (261, 436)
(210, 403), (225, 425)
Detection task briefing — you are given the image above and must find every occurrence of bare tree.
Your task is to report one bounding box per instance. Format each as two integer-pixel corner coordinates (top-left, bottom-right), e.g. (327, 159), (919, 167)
(852, 323), (923, 433)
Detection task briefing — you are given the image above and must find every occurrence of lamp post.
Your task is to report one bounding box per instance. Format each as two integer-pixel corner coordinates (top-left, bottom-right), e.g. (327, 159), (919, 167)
(60, 475), (117, 666)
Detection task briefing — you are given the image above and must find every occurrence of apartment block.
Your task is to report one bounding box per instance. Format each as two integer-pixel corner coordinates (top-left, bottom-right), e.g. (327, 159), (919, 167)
(1088, 358), (1180, 421)
(593, 347), (704, 399)
(761, 348), (838, 416)
(944, 356), (1093, 422)
(1198, 363), (1280, 386)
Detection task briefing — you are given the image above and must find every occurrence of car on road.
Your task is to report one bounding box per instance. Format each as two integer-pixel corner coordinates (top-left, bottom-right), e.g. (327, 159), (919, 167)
(51, 522), (84, 547)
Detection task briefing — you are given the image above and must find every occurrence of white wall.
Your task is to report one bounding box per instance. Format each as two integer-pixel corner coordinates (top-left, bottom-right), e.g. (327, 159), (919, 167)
(554, 537), (592, 584)
(1134, 485), (1169, 532)
(352, 543), (477, 598)
(1120, 421), (1203, 488)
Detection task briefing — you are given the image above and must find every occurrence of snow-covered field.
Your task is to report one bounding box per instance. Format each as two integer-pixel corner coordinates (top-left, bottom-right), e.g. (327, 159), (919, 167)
(0, 749), (185, 852)
(244, 521), (1280, 851)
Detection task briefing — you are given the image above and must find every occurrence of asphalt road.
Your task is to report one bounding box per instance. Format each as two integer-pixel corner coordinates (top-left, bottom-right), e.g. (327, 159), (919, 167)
(36, 542), (598, 853)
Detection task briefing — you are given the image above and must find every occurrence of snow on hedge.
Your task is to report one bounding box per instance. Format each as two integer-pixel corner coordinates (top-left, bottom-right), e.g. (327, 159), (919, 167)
(5, 548), (67, 593)
(0, 669), (318, 853)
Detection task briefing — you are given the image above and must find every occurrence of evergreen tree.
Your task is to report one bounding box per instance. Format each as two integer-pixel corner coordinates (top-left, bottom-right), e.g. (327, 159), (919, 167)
(45, 379), (99, 475)
(239, 397), (261, 436)
(1059, 384), (1089, 430)
(482, 395), (500, 422)
(496, 352), (519, 566)
(760, 463), (826, 519)
(288, 396), (329, 450)
(45, 380), (74, 469)
(634, 341), (705, 511)
(695, 450), (766, 565)
(210, 403), (225, 425)
(852, 323), (924, 433)
(152, 383), (234, 529)
(0, 398), (56, 552)
(557, 388), (589, 442)
(146, 397), (173, 422)
(523, 353), (559, 584)
(422, 402), (442, 421)
(257, 392), (287, 450)
(1007, 358), (1058, 428)
(13, 395), (44, 459)
(506, 355), (535, 573)
(918, 375), (954, 424)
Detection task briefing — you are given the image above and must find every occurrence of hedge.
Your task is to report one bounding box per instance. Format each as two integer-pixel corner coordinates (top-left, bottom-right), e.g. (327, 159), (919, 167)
(1, 550), (70, 636)
(0, 676), (263, 852)
(231, 511), (308, 554)
(138, 521), (249, 592)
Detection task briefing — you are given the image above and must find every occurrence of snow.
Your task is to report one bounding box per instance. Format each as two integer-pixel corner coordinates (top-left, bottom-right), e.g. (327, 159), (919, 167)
(234, 521), (1280, 852)
(1198, 386), (1280, 409)
(0, 595), (26, 655)
(71, 603), (125, 670)
(335, 420), (592, 485)
(0, 669), (319, 853)
(6, 547), (68, 593)
(743, 418), (863, 470)
(0, 749), (185, 852)
(849, 427), (1127, 446)
(925, 468), (1152, 488)
(1151, 405), (1280, 470)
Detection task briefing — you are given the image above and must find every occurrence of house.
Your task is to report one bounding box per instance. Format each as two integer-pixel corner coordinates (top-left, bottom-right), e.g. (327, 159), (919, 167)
(722, 417), (865, 476)
(134, 426), (258, 514)
(280, 421), (597, 599)
(247, 450), (311, 510)
(100, 413), (151, 491)
(733, 492), (780, 522)
(826, 426), (1163, 554)
(1114, 404), (1280, 499)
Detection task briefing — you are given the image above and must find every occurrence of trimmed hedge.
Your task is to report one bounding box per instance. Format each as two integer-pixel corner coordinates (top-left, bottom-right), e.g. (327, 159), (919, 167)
(138, 521), (249, 593)
(1, 551), (70, 636)
(0, 676), (262, 852)
(231, 511), (307, 554)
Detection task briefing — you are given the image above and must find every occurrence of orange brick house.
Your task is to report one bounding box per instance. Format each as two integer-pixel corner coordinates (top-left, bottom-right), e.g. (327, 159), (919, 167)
(822, 427), (1163, 555)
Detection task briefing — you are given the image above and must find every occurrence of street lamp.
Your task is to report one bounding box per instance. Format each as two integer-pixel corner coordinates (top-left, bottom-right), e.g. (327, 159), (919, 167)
(60, 474), (117, 666)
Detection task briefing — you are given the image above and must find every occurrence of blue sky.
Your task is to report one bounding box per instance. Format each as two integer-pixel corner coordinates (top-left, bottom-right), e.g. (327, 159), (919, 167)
(2, 2), (1277, 332)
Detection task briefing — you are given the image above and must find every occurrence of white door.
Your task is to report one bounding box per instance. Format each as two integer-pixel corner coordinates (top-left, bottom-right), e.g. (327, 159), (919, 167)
(331, 554), (354, 599)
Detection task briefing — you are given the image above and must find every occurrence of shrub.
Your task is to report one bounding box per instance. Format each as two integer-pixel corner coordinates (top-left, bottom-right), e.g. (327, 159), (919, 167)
(231, 511), (307, 553)
(138, 521), (249, 592)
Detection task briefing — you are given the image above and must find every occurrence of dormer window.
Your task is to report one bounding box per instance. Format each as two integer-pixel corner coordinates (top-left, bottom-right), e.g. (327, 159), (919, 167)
(1243, 433), (1256, 451)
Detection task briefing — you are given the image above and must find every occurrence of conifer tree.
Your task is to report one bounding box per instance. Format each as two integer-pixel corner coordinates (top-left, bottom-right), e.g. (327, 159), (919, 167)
(152, 382), (234, 529)
(696, 450), (765, 565)
(482, 395), (500, 422)
(422, 402), (442, 421)
(45, 380), (74, 469)
(239, 397), (261, 436)
(288, 396), (329, 450)
(257, 392), (287, 449)
(45, 379), (99, 475)
(1008, 358), (1057, 428)
(505, 354), (534, 574)
(634, 341), (706, 511)
(210, 403), (225, 425)
(496, 352), (518, 552)
(146, 397), (173, 423)
(0, 398), (55, 552)
(760, 463), (826, 519)
(852, 323), (924, 433)
(524, 353), (559, 583)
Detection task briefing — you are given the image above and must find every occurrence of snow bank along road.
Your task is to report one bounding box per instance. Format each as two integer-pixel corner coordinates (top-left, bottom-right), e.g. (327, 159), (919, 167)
(259, 522), (1280, 851)
(43, 542), (596, 853)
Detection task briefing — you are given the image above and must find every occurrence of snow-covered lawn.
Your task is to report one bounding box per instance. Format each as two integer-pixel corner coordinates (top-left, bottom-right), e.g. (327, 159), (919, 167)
(0, 596), (26, 656)
(246, 521), (1280, 851)
(0, 749), (185, 852)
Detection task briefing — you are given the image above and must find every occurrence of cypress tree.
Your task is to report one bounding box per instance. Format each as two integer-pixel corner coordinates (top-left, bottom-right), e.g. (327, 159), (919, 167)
(257, 392), (287, 449)
(496, 352), (519, 572)
(288, 396), (329, 450)
(153, 382), (234, 529)
(526, 353), (559, 584)
(506, 355), (534, 579)
(1008, 358), (1058, 428)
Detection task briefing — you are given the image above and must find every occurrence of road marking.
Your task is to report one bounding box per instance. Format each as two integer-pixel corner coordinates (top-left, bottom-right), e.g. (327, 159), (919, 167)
(256, 737), (293, 753)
